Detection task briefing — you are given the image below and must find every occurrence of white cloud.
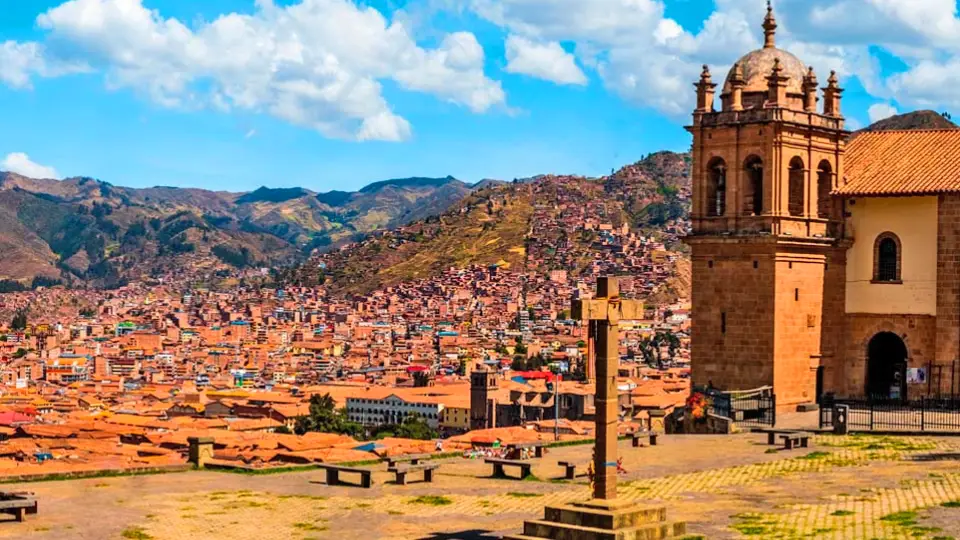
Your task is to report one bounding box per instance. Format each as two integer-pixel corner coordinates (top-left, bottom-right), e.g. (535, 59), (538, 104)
(0, 40), (87, 89)
(463, 0), (960, 117)
(505, 36), (586, 85)
(0, 41), (44, 89)
(4, 0), (505, 142)
(1, 152), (59, 179)
(9, 0), (960, 129)
(868, 102), (899, 123)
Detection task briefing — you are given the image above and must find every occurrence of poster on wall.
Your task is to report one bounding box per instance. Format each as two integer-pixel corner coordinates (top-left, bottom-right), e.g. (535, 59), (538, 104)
(907, 368), (927, 385)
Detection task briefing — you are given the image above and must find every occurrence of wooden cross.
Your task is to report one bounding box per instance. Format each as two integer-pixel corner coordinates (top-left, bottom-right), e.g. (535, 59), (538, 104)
(572, 277), (644, 500)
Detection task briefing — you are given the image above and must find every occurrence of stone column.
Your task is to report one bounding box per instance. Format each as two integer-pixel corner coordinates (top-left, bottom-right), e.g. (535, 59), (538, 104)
(593, 278), (619, 500)
(187, 436), (215, 468)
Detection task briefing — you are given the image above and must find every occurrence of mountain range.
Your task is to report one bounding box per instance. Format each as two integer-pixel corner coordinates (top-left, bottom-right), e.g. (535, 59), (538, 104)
(0, 110), (951, 291)
(278, 150), (692, 299)
(0, 173), (477, 287)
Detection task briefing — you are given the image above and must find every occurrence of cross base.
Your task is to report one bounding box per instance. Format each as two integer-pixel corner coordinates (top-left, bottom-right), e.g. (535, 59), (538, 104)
(503, 499), (689, 540)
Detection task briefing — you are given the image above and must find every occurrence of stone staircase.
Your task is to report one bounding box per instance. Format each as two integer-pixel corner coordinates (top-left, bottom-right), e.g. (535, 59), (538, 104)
(502, 499), (688, 540)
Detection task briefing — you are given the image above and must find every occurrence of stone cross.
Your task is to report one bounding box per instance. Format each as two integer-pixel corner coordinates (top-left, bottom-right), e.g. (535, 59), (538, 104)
(572, 277), (644, 500)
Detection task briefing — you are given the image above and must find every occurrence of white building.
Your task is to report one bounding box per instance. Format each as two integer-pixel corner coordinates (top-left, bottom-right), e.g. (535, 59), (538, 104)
(346, 394), (444, 429)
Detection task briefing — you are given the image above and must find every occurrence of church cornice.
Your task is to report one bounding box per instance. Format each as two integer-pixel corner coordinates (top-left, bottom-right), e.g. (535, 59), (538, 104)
(687, 107), (847, 135)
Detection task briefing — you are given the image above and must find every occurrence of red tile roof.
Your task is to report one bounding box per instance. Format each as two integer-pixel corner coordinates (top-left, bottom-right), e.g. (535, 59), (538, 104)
(839, 130), (960, 196)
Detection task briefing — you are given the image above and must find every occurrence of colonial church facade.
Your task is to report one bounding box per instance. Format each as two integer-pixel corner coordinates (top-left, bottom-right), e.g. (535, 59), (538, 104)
(686, 4), (960, 410)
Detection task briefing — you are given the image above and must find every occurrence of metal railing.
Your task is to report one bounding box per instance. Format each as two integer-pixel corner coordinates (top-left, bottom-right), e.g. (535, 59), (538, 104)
(697, 386), (776, 427)
(820, 395), (960, 432)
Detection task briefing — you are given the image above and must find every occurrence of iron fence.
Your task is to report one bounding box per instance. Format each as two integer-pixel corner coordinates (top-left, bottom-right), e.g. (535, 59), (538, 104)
(820, 395), (960, 432)
(698, 387), (776, 427)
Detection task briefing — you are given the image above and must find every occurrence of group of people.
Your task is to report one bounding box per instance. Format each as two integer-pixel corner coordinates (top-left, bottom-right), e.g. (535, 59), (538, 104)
(461, 447), (508, 459)
(459, 445), (546, 460)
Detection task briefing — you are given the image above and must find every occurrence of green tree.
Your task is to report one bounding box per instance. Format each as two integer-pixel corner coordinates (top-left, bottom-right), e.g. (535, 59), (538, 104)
(393, 415), (438, 441)
(294, 393), (362, 437)
(511, 356), (527, 371)
(10, 309), (27, 331)
(13, 348), (28, 359)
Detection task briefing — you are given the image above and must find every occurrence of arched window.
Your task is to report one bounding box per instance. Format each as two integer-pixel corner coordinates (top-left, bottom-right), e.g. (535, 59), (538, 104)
(817, 160), (833, 219)
(874, 233), (901, 282)
(743, 155), (764, 216)
(788, 157), (805, 217)
(706, 158), (727, 217)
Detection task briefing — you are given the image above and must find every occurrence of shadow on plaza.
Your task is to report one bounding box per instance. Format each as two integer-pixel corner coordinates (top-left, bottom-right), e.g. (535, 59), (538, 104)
(906, 452), (960, 462)
(416, 530), (502, 540)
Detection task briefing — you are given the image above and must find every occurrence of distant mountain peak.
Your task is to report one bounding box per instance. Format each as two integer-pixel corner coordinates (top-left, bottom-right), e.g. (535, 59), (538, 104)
(357, 176), (462, 194)
(858, 110), (958, 134)
(235, 186), (310, 204)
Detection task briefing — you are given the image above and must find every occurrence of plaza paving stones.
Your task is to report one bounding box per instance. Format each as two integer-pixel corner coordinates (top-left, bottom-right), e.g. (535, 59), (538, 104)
(1, 434), (960, 539)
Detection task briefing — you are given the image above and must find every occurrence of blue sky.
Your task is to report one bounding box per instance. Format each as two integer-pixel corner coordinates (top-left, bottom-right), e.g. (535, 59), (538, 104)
(0, 0), (954, 192)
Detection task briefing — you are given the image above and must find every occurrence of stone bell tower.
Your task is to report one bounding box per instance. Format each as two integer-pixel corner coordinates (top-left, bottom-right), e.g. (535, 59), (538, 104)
(684, 2), (848, 410)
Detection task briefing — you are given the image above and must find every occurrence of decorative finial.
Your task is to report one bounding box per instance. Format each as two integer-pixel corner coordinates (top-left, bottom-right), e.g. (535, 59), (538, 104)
(700, 64), (712, 84)
(771, 58), (783, 76)
(827, 70), (839, 88)
(763, 1), (777, 49)
(732, 62), (744, 81)
(806, 66), (818, 85)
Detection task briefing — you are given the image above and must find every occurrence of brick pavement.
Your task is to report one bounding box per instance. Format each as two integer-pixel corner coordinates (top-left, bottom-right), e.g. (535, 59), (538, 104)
(1, 434), (960, 539)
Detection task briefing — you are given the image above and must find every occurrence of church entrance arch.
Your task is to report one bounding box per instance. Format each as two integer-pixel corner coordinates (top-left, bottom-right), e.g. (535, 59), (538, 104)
(865, 332), (908, 400)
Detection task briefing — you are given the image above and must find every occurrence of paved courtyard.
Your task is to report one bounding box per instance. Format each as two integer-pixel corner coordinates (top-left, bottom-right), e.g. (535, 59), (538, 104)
(2, 433), (960, 539)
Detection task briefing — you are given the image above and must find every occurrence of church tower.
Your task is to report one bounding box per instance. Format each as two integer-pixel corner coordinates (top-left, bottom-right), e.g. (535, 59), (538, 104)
(685, 2), (848, 410)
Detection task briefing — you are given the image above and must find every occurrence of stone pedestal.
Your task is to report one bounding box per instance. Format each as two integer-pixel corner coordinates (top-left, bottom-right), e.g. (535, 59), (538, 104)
(503, 498), (687, 540)
(187, 437), (215, 468)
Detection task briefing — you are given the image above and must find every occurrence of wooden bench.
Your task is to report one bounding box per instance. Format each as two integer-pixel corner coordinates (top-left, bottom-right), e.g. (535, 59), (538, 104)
(506, 442), (545, 459)
(779, 432), (811, 450)
(557, 461), (585, 480)
(0, 492), (37, 522)
(757, 428), (802, 445)
(316, 463), (373, 488)
(632, 432), (659, 447)
(383, 453), (431, 468)
(485, 458), (533, 479)
(388, 463), (440, 485)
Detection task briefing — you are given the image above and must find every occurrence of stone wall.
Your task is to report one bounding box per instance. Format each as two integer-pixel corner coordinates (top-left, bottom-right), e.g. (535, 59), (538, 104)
(936, 194), (960, 394)
(773, 251), (827, 408)
(820, 247), (848, 395)
(690, 240), (776, 393)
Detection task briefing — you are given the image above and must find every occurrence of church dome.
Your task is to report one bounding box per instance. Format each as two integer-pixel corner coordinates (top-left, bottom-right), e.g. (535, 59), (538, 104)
(722, 47), (807, 96)
(721, 1), (806, 97)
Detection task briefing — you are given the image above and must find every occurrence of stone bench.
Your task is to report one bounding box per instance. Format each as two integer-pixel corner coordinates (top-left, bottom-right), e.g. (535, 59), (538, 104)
(0, 493), (37, 523)
(632, 432), (658, 447)
(383, 453), (432, 468)
(756, 428), (803, 445)
(780, 432), (811, 450)
(388, 463), (440, 485)
(556, 461), (585, 480)
(316, 463), (373, 488)
(485, 458), (533, 479)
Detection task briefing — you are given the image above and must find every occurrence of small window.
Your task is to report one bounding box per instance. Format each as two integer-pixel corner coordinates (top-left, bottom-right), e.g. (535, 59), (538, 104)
(706, 158), (727, 217)
(721, 312), (727, 334)
(788, 157), (805, 217)
(874, 233), (901, 282)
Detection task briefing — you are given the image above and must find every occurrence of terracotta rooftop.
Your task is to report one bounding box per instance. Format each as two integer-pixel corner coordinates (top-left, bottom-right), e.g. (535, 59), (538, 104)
(839, 130), (960, 196)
